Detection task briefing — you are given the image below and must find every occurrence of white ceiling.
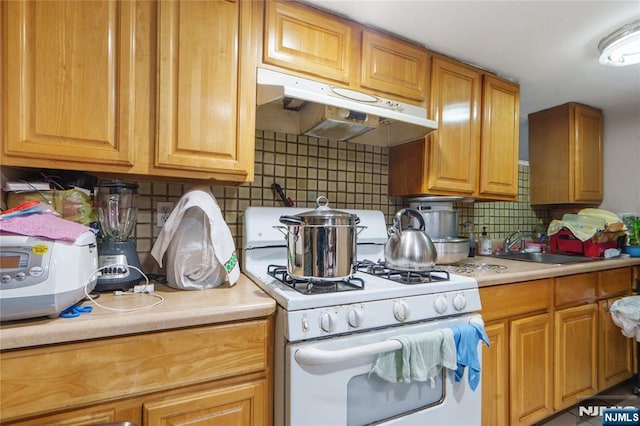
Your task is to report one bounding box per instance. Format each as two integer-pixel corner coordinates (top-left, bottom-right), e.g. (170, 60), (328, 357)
(301, 0), (640, 123)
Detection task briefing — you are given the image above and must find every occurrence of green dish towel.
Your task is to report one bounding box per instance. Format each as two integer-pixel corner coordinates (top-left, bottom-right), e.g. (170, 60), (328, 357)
(370, 329), (456, 383)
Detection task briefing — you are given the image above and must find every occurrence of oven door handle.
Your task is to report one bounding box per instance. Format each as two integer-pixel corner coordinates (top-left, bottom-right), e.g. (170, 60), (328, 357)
(294, 339), (402, 366)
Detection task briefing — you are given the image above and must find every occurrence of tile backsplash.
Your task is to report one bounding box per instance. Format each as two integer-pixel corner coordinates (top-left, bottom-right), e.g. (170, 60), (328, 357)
(0, 130), (549, 274)
(133, 131), (548, 273)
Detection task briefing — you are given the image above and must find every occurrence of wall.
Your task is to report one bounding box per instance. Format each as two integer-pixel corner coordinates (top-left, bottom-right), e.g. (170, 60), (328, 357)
(132, 132), (548, 272)
(601, 105), (640, 216)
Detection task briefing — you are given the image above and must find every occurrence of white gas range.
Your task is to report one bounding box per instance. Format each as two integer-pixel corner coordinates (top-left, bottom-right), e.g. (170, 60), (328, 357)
(242, 205), (485, 426)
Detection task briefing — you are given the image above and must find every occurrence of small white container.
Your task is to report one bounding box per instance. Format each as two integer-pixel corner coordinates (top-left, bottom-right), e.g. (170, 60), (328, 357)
(479, 238), (493, 255)
(524, 242), (542, 253)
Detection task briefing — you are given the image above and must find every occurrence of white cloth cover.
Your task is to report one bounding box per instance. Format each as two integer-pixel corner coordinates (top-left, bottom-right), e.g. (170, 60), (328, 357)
(609, 296), (640, 342)
(151, 186), (239, 290)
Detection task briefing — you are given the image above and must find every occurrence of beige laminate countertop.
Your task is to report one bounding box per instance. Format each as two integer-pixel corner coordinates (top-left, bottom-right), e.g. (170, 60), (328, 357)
(2, 257), (638, 351)
(0, 275), (276, 351)
(462, 254), (640, 287)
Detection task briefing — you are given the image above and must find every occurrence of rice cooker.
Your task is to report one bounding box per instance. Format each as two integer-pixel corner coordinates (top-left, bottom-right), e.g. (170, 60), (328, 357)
(0, 232), (98, 321)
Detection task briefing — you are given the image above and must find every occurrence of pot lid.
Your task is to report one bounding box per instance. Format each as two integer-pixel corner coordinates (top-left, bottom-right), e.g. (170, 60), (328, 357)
(294, 196), (359, 223)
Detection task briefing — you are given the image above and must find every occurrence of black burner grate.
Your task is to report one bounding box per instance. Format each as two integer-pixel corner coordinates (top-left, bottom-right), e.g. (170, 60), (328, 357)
(354, 260), (450, 284)
(267, 265), (364, 295)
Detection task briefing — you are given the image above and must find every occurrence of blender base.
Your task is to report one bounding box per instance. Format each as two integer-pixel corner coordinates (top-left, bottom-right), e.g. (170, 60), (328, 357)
(95, 240), (144, 292)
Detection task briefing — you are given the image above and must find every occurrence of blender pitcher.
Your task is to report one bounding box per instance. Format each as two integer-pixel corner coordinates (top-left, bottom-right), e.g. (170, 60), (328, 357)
(96, 182), (138, 241)
(94, 181), (143, 291)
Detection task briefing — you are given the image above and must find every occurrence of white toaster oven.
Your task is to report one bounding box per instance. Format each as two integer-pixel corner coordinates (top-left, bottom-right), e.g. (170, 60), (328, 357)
(0, 232), (98, 321)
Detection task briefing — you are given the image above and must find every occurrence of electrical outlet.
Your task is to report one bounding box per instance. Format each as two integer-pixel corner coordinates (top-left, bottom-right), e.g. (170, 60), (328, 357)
(156, 202), (175, 227)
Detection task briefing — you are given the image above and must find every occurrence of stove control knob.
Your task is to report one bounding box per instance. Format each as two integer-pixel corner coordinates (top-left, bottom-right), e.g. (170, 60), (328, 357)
(434, 296), (448, 314)
(453, 294), (467, 311)
(320, 312), (337, 332)
(347, 308), (363, 328)
(393, 300), (410, 322)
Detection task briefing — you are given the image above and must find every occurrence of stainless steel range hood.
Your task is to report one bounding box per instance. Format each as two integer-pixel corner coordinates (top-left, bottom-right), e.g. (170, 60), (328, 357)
(256, 68), (437, 147)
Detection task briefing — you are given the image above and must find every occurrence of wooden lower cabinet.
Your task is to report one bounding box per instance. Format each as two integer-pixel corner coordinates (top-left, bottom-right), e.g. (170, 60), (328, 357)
(510, 313), (554, 425)
(143, 379), (268, 425)
(554, 304), (598, 410)
(480, 279), (553, 426)
(598, 297), (636, 389)
(480, 268), (635, 426)
(1, 318), (274, 425)
(482, 321), (509, 426)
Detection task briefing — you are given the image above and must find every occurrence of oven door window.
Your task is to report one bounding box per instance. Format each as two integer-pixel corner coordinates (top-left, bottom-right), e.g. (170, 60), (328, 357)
(347, 370), (444, 425)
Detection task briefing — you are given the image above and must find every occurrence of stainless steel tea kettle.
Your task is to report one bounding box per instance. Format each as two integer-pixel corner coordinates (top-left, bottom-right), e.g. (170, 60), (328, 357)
(384, 208), (437, 271)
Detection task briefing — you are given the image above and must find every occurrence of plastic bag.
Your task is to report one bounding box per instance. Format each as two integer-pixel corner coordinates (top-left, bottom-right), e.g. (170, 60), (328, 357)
(164, 206), (226, 290)
(7, 189), (97, 225)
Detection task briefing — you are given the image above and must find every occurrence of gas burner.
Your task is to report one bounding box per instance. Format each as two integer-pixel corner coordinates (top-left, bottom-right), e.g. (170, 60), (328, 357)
(354, 260), (450, 284)
(267, 265), (365, 295)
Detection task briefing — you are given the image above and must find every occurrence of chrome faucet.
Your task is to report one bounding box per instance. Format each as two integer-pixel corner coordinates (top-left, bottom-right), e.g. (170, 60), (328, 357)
(504, 230), (533, 253)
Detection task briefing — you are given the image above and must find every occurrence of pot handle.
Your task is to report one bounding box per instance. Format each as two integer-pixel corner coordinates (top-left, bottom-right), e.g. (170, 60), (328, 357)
(273, 225), (299, 241)
(279, 215), (304, 226)
(393, 208), (426, 232)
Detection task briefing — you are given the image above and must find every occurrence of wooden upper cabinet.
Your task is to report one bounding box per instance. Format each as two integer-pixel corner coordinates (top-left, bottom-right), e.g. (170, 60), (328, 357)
(155, 0), (258, 182)
(388, 57), (482, 197)
(529, 102), (603, 205)
(2, 0), (137, 167)
(479, 75), (519, 199)
(263, 0), (354, 84)
(388, 55), (519, 200)
(263, 1), (429, 104)
(360, 30), (428, 102)
(427, 56), (482, 194)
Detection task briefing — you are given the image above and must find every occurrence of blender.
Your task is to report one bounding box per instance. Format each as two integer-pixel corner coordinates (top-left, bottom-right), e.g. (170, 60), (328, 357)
(94, 181), (143, 291)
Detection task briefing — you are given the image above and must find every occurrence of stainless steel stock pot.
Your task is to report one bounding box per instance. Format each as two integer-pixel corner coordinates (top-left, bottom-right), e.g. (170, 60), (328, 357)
(276, 196), (362, 280)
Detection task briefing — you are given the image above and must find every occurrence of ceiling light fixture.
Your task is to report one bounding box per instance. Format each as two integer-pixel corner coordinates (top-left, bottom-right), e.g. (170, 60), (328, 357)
(598, 20), (640, 67)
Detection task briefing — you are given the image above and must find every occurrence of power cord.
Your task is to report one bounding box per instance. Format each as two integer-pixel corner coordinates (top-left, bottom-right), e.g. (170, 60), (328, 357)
(83, 264), (165, 312)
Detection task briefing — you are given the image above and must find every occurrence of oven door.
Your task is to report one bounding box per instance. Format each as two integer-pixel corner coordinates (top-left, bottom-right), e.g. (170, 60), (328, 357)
(285, 313), (483, 426)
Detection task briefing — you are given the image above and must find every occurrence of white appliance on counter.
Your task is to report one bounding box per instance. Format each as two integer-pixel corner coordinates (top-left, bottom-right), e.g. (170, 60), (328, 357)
(243, 206), (485, 425)
(0, 232), (98, 321)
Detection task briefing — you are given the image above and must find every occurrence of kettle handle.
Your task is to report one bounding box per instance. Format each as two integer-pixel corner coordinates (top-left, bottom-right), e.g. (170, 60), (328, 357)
(393, 208), (426, 232)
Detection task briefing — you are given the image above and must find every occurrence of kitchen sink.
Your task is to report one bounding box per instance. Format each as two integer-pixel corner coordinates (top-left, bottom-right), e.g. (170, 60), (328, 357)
(493, 252), (598, 264)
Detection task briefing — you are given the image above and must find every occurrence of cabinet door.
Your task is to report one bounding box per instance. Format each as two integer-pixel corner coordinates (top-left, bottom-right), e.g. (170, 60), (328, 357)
(572, 104), (603, 203)
(510, 313), (553, 425)
(427, 57), (481, 195)
(7, 407), (124, 426)
(598, 298), (635, 390)
(360, 30), (428, 102)
(263, 0), (354, 84)
(478, 75), (519, 199)
(482, 321), (509, 426)
(156, 0), (257, 182)
(554, 304), (598, 410)
(143, 380), (267, 426)
(3, 0), (136, 167)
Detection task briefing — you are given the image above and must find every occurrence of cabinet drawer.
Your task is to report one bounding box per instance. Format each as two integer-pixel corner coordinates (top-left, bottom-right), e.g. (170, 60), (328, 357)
(597, 268), (631, 297)
(554, 273), (597, 307)
(0, 319), (270, 421)
(480, 279), (552, 322)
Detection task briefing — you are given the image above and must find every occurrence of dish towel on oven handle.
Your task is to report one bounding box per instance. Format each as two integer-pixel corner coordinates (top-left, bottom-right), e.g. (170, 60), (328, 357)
(370, 329), (456, 385)
(451, 322), (490, 391)
(151, 186), (240, 289)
